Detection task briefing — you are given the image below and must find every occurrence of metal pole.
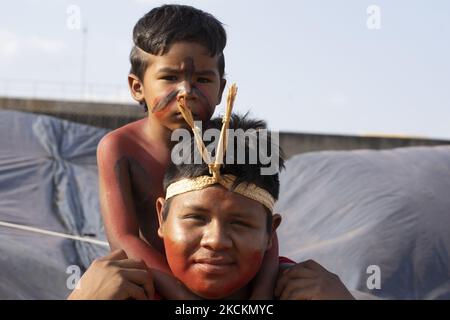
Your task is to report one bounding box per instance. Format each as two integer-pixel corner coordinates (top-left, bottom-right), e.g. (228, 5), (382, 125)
(81, 26), (88, 99)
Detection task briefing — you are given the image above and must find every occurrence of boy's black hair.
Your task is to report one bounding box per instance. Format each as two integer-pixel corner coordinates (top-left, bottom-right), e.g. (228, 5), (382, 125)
(130, 4), (227, 82)
(162, 113), (285, 233)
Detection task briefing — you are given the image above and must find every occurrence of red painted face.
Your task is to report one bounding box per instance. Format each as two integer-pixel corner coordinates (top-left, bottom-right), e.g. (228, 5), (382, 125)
(140, 42), (224, 130)
(151, 86), (214, 123)
(158, 186), (272, 299)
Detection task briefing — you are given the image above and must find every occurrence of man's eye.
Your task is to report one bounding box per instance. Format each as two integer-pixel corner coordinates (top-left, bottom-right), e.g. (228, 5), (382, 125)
(161, 75), (177, 81)
(231, 220), (250, 227)
(197, 77), (212, 83)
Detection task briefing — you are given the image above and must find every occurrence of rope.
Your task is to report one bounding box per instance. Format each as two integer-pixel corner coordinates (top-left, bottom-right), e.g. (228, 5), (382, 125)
(0, 221), (109, 247)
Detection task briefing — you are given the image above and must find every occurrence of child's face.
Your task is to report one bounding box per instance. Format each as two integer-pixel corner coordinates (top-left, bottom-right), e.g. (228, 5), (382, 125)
(130, 42), (226, 130)
(156, 186), (280, 299)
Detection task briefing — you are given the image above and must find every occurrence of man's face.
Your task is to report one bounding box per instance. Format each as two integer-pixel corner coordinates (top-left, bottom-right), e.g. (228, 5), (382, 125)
(129, 42), (226, 130)
(157, 186), (279, 299)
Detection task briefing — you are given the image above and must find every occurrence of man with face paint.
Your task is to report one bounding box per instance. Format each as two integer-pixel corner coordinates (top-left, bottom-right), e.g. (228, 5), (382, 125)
(70, 114), (354, 300)
(96, 5), (279, 300)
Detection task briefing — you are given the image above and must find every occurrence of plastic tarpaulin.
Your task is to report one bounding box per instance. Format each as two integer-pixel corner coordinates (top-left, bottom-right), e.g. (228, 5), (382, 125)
(0, 110), (109, 299)
(1, 110), (449, 299)
(276, 147), (450, 299)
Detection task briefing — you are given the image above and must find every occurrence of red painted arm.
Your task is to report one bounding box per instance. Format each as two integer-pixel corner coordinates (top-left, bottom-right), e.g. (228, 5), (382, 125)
(97, 134), (198, 299)
(250, 232), (279, 299)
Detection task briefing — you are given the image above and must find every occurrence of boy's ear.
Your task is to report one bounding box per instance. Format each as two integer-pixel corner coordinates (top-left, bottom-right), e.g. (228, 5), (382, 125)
(217, 78), (227, 105)
(267, 213), (282, 250)
(128, 73), (145, 103)
(156, 197), (166, 239)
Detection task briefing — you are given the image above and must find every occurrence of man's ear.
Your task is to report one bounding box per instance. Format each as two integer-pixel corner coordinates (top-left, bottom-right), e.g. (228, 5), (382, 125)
(217, 78), (227, 105)
(156, 197), (166, 239)
(128, 73), (145, 103)
(267, 213), (282, 250)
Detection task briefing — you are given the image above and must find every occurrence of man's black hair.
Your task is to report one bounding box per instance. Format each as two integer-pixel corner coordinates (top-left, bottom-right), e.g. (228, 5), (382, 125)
(161, 113), (285, 233)
(130, 4), (227, 83)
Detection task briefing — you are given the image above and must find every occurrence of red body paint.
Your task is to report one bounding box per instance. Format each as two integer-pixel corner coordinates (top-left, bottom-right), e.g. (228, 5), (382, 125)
(151, 91), (177, 119)
(164, 237), (265, 299)
(99, 42), (227, 299)
(159, 187), (273, 299)
(151, 87), (213, 123)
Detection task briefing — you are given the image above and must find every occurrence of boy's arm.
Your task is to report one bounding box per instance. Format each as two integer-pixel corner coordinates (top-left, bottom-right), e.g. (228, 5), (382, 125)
(97, 135), (199, 299)
(97, 135), (168, 270)
(249, 232), (280, 300)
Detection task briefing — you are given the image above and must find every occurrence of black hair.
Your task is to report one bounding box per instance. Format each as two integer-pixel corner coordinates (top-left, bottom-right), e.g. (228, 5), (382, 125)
(130, 4), (226, 82)
(162, 113), (285, 233)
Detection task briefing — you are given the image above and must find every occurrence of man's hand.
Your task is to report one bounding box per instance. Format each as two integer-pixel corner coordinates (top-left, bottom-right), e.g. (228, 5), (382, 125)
(68, 249), (154, 300)
(274, 259), (354, 300)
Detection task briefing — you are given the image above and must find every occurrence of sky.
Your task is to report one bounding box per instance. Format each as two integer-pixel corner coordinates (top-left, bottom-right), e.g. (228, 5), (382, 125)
(0, 0), (449, 139)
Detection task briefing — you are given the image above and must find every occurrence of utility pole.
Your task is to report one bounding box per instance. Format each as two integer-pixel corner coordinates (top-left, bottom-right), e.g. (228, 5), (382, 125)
(81, 26), (88, 99)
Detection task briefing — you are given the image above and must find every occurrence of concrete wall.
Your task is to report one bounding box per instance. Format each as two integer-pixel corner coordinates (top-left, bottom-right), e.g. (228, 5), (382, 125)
(278, 132), (450, 158)
(0, 97), (145, 129)
(2, 97), (449, 159)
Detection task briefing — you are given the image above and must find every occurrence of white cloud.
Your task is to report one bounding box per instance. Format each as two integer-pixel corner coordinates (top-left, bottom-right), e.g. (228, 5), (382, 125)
(0, 29), (19, 57)
(0, 29), (66, 59)
(28, 36), (65, 54)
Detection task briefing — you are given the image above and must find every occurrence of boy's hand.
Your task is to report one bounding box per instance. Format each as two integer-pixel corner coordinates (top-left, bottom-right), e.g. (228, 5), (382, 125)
(274, 259), (354, 300)
(151, 269), (202, 300)
(249, 233), (279, 300)
(68, 249), (154, 300)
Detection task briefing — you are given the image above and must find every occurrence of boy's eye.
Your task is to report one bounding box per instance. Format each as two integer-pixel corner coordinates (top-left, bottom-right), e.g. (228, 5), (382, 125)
(161, 75), (177, 81)
(184, 214), (207, 222)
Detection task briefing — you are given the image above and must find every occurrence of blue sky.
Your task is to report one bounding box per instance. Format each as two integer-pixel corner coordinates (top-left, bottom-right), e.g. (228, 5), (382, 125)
(1, 0), (449, 139)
